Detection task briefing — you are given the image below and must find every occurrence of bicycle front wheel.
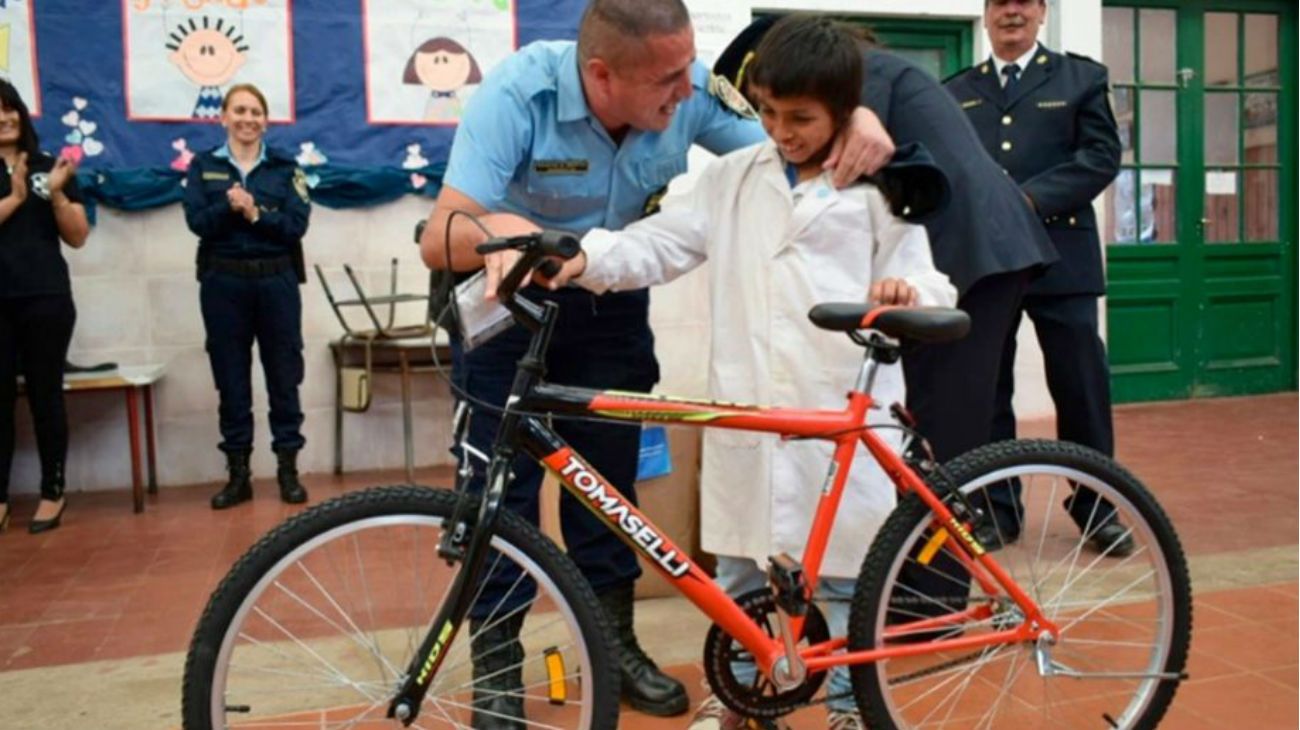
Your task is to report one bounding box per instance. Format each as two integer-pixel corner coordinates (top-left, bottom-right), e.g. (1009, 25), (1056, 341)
(849, 440), (1191, 730)
(182, 485), (619, 729)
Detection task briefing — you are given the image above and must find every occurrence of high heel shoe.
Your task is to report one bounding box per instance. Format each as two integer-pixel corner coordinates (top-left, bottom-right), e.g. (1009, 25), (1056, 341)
(28, 498), (65, 534)
(0, 504), (9, 533)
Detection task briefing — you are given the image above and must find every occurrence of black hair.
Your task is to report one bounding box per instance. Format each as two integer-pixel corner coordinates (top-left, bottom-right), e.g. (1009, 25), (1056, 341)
(745, 14), (863, 124)
(0, 81), (39, 157)
(165, 16), (249, 53)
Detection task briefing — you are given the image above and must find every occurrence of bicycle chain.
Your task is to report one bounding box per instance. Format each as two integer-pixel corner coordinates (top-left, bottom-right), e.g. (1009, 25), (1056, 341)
(735, 594), (1004, 717)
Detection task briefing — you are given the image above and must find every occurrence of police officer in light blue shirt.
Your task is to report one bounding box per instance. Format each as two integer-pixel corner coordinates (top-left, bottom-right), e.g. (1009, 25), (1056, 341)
(445, 40), (763, 236)
(420, 2), (894, 725)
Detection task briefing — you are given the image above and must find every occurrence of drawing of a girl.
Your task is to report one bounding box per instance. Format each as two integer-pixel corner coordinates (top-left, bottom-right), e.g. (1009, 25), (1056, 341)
(402, 37), (482, 122)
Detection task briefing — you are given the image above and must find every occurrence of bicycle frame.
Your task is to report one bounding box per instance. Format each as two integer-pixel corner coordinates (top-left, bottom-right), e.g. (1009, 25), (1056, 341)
(387, 243), (1058, 723)
(519, 380), (1061, 679)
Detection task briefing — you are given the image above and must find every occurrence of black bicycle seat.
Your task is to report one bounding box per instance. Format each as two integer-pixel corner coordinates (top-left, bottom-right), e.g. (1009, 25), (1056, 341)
(807, 303), (970, 344)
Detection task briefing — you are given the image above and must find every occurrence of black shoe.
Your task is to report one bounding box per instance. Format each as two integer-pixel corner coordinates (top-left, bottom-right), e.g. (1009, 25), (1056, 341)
(1088, 522), (1135, 557)
(469, 613), (526, 730)
(972, 509), (1022, 551)
(28, 498), (66, 534)
(275, 449), (308, 504)
(29, 462), (67, 534)
(211, 450), (253, 510)
(598, 583), (689, 716)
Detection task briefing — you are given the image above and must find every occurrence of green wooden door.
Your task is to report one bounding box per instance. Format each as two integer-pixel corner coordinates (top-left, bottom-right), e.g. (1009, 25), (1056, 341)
(864, 19), (974, 80)
(760, 15), (973, 80)
(1102, 0), (1297, 402)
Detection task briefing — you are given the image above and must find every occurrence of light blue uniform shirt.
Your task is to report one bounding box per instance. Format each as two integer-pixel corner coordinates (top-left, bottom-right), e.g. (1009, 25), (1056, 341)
(444, 41), (765, 236)
(213, 142), (267, 185)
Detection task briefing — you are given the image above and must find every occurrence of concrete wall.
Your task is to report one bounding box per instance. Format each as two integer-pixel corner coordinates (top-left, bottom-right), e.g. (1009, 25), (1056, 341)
(8, 0), (1106, 496)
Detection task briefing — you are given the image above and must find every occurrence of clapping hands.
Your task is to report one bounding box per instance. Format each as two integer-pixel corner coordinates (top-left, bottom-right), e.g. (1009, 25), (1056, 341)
(7, 152), (27, 203)
(48, 155), (79, 195)
(227, 183), (258, 222)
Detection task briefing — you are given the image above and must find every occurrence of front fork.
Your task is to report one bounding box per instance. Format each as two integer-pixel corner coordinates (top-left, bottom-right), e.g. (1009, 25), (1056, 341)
(389, 299), (559, 724)
(387, 449), (510, 724)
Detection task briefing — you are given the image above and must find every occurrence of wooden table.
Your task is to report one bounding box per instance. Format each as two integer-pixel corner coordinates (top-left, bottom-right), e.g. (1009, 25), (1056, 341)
(60, 365), (165, 513)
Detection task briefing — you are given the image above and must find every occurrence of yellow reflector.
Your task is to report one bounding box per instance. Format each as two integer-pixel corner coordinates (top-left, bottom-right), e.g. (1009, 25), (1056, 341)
(544, 647), (567, 705)
(918, 528), (949, 565)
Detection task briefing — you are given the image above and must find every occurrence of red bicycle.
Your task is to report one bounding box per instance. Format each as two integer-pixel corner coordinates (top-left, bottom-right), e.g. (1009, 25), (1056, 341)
(183, 232), (1191, 729)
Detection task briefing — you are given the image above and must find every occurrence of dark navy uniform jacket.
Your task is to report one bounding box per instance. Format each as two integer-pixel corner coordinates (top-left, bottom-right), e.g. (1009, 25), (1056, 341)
(183, 144), (310, 279)
(945, 46), (1121, 296)
(862, 49), (1057, 296)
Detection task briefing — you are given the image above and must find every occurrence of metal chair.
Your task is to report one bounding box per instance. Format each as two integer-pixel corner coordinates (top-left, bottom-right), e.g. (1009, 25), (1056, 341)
(316, 233), (448, 483)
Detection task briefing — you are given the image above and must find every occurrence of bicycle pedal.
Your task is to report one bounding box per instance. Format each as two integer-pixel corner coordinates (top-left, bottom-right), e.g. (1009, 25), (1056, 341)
(767, 553), (810, 617)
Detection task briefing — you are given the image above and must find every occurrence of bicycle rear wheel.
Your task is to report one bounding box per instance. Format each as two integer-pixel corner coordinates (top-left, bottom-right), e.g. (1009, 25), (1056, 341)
(849, 440), (1190, 729)
(182, 485), (619, 729)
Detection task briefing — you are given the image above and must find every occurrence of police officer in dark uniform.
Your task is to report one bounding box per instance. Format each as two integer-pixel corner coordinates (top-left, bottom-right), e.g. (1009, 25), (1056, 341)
(714, 14), (1057, 496)
(183, 83), (311, 511)
(946, 0), (1131, 554)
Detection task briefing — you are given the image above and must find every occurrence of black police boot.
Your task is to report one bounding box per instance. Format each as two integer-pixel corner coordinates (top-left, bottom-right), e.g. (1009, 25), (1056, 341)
(469, 613), (526, 730)
(275, 449), (308, 504)
(598, 583), (689, 716)
(211, 450), (253, 510)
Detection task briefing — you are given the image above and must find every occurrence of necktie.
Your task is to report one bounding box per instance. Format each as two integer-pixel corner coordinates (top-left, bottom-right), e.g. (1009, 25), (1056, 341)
(1002, 63), (1022, 98)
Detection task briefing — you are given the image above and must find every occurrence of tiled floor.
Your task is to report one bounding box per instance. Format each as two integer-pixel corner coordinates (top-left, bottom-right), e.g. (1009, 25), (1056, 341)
(0, 392), (1294, 728)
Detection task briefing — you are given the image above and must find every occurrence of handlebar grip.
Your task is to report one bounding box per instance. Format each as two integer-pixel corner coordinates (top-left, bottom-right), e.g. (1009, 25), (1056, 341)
(538, 230), (581, 259)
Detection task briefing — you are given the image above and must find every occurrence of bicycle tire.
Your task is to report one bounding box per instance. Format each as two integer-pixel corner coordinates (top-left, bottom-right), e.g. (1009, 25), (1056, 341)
(182, 485), (620, 729)
(849, 440), (1191, 729)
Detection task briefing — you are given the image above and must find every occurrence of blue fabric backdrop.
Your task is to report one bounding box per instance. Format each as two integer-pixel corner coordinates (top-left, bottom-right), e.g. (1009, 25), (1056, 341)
(26, 0), (587, 210)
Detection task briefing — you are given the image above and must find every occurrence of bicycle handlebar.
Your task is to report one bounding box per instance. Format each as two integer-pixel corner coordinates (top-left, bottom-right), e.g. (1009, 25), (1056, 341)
(474, 230), (581, 259)
(474, 230), (581, 308)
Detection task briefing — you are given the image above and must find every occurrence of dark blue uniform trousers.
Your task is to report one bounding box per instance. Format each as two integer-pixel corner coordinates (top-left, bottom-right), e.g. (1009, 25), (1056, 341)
(455, 292), (656, 619)
(991, 293), (1117, 531)
(200, 269), (306, 454)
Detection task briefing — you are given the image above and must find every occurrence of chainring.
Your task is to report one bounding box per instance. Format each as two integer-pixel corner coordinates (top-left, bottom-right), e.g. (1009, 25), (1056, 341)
(702, 588), (832, 719)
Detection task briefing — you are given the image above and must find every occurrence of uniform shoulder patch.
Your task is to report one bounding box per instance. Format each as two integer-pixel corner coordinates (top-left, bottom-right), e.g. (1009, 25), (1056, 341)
(708, 74), (757, 120)
(292, 168), (311, 204)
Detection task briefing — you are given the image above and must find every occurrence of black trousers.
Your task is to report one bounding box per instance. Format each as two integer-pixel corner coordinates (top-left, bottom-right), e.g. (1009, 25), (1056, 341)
(453, 291), (657, 619)
(903, 269), (1031, 463)
(991, 292), (1117, 528)
(199, 269), (306, 453)
(0, 294), (76, 502)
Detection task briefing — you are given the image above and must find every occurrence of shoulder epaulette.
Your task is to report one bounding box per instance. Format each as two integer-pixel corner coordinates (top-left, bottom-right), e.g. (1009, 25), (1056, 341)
(1065, 51), (1105, 68)
(941, 65), (976, 84)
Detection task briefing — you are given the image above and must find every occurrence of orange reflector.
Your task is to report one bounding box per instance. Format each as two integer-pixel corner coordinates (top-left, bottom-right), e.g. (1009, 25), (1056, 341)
(918, 528), (949, 565)
(544, 647), (567, 705)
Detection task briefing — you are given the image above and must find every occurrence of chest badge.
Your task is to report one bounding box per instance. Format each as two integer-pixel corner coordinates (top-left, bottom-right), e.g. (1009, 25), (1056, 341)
(533, 159), (590, 175)
(30, 172), (50, 200)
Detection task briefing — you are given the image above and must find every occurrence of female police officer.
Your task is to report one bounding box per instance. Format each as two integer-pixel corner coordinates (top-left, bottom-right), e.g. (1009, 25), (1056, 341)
(183, 83), (311, 510)
(0, 80), (90, 534)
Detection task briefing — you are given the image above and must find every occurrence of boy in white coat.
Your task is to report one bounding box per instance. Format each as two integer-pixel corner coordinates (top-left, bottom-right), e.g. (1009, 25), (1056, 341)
(548, 15), (956, 729)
